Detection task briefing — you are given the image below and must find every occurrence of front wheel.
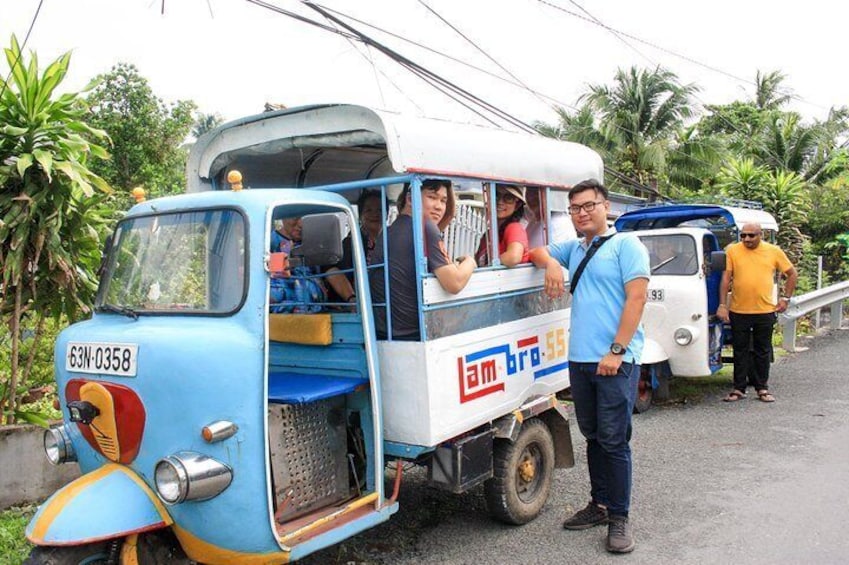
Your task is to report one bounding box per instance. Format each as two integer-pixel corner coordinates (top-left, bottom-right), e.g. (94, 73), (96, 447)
(634, 375), (653, 413)
(24, 543), (111, 565)
(484, 418), (555, 525)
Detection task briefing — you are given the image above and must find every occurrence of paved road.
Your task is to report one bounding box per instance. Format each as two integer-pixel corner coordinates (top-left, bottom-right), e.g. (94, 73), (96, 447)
(303, 327), (849, 565)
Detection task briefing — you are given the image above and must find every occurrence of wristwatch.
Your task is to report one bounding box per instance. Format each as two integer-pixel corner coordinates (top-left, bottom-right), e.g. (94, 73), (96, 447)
(610, 342), (626, 355)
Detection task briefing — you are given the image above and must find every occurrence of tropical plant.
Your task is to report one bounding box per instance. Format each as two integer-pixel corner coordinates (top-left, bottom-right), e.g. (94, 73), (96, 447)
(0, 36), (111, 424)
(192, 111), (224, 139)
(580, 66), (699, 185)
(664, 124), (728, 196)
(754, 70), (793, 111)
(85, 63), (196, 199)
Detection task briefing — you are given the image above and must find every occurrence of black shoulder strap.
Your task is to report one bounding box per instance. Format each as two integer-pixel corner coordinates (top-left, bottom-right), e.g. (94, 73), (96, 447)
(569, 234), (615, 294)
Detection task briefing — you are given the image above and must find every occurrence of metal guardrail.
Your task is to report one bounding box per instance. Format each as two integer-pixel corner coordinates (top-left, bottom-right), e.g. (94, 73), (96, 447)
(778, 280), (849, 352)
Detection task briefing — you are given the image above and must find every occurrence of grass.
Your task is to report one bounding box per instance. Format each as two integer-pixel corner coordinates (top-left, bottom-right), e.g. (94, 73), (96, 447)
(664, 368), (732, 405)
(0, 505), (35, 565)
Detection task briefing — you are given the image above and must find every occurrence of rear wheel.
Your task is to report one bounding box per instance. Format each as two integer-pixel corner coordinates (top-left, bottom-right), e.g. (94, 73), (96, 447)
(484, 418), (554, 525)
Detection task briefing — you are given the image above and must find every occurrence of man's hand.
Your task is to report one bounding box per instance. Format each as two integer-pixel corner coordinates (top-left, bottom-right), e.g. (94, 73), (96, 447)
(716, 304), (730, 323)
(775, 297), (790, 313)
(544, 259), (565, 299)
(597, 353), (624, 376)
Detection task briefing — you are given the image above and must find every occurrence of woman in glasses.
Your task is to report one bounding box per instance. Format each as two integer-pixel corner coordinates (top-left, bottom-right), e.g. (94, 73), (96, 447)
(475, 184), (531, 268)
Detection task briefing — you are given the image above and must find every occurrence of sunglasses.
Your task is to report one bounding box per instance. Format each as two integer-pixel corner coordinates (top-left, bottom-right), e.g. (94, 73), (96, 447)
(740, 233), (760, 239)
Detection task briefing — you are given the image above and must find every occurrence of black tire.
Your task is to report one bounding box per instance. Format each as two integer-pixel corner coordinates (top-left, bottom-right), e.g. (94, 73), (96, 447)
(136, 530), (194, 564)
(24, 543), (111, 565)
(24, 532), (192, 565)
(484, 418), (555, 525)
(634, 374), (653, 413)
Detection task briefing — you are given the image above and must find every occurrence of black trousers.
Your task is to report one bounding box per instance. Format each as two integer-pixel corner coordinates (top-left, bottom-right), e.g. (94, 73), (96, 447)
(729, 312), (776, 392)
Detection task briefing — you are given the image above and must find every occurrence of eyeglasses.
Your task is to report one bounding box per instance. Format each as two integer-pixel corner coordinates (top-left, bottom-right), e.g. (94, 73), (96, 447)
(740, 233), (760, 239)
(495, 192), (518, 203)
(568, 200), (604, 215)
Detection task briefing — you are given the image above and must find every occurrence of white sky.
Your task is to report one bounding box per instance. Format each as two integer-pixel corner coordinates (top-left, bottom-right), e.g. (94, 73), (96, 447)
(2, 0), (848, 130)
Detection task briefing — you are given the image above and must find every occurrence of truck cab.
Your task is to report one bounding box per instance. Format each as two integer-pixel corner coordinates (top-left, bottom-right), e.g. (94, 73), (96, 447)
(615, 204), (779, 412)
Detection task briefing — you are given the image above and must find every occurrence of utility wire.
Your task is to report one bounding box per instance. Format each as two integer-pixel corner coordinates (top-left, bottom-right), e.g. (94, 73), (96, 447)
(0, 0), (45, 100)
(249, 0), (660, 196)
(416, 0), (553, 111)
(246, 0), (505, 125)
(536, 0), (825, 113)
(315, 3), (568, 109)
(303, 1), (538, 132)
(562, 0), (794, 177)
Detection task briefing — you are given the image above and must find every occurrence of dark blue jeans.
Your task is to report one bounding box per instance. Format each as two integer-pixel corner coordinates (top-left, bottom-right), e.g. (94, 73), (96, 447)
(569, 361), (640, 517)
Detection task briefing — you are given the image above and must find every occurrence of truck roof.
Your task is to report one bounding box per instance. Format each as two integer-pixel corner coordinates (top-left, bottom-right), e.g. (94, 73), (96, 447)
(186, 104), (604, 193)
(614, 204), (779, 232)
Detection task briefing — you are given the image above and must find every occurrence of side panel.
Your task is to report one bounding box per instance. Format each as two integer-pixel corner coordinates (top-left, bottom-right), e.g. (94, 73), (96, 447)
(379, 310), (570, 447)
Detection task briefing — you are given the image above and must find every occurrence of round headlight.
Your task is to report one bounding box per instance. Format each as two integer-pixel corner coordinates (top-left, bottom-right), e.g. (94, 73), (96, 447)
(155, 458), (188, 504)
(44, 426), (76, 465)
(155, 452), (232, 505)
(674, 327), (694, 346)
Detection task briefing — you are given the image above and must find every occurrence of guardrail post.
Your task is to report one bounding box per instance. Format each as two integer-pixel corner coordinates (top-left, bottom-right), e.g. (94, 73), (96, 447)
(831, 301), (844, 330)
(782, 319), (798, 352)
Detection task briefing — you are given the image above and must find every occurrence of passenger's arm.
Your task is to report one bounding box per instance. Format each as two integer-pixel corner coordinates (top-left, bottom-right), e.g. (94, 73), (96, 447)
(530, 246), (564, 299)
(433, 256), (475, 294)
(500, 241), (526, 267)
(325, 267), (356, 302)
(597, 276), (648, 376)
(717, 270), (732, 323)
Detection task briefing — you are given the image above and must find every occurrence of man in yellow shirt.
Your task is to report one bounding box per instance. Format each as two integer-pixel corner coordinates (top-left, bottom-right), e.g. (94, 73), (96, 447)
(717, 223), (797, 403)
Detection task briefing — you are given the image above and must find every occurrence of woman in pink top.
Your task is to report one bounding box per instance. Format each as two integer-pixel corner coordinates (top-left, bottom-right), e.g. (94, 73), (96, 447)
(476, 184), (530, 267)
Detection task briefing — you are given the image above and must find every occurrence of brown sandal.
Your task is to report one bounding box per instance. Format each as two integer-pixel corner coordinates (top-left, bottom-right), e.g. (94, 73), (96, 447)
(723, 390), (746, 402)
(757, 390), (775, 403)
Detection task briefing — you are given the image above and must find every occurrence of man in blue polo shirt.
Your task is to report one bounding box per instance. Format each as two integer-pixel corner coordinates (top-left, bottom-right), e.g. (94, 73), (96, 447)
(530, 179), (649, 554)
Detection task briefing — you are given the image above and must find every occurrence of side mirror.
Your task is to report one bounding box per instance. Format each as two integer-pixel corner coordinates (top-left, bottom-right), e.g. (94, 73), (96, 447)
(292, 212), (348, 267)
(708, 251), (726, 273)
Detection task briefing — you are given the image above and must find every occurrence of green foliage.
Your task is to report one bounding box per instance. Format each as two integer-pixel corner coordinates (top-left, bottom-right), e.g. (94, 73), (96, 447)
(192, 111), (224, 139)
(0, 35), (111, 423)
(86, 63), (196, 200)
(0, 505), (35, 565)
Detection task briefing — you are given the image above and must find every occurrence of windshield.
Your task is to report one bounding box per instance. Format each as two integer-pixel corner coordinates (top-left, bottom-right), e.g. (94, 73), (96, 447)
(97, 208), (246, 314)
(638, 234), (698, 276)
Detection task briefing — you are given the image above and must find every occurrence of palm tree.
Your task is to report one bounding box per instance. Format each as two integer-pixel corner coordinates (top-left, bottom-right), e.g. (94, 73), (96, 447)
(192, 111), (224, 139)
(665, 124), (728, 196)
(0, 36), (111, 423)
(754, 70), (792, 111)
(580, 66), (699, 185)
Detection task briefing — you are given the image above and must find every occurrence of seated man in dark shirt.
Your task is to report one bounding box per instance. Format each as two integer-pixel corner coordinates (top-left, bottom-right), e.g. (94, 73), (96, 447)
(369, 180), (475, 340)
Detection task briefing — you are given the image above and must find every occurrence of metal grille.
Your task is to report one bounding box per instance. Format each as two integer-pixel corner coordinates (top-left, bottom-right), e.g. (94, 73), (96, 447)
(268, 398), (348, 521)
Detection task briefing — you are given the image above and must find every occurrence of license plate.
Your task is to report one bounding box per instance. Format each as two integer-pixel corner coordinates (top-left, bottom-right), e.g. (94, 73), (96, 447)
(66, 342), (138, 377)
(647, 289), (665, 302)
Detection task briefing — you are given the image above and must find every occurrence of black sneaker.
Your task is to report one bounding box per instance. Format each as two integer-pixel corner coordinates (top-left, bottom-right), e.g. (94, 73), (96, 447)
(606, 515), (635, 553)
(563, 502), (608, 530)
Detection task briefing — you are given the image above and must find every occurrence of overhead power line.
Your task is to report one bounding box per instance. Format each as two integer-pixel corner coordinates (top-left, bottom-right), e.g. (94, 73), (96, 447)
(535, 0), (827, 113)
(0, 0), (45, 100)
(247, 0), (661, 197)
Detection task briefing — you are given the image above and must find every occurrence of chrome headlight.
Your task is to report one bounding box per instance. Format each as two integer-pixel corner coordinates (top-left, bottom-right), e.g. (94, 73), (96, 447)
(674, 327), (694, 346)
(154, 452), (232, 505)
(44, 425), (76, 465)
